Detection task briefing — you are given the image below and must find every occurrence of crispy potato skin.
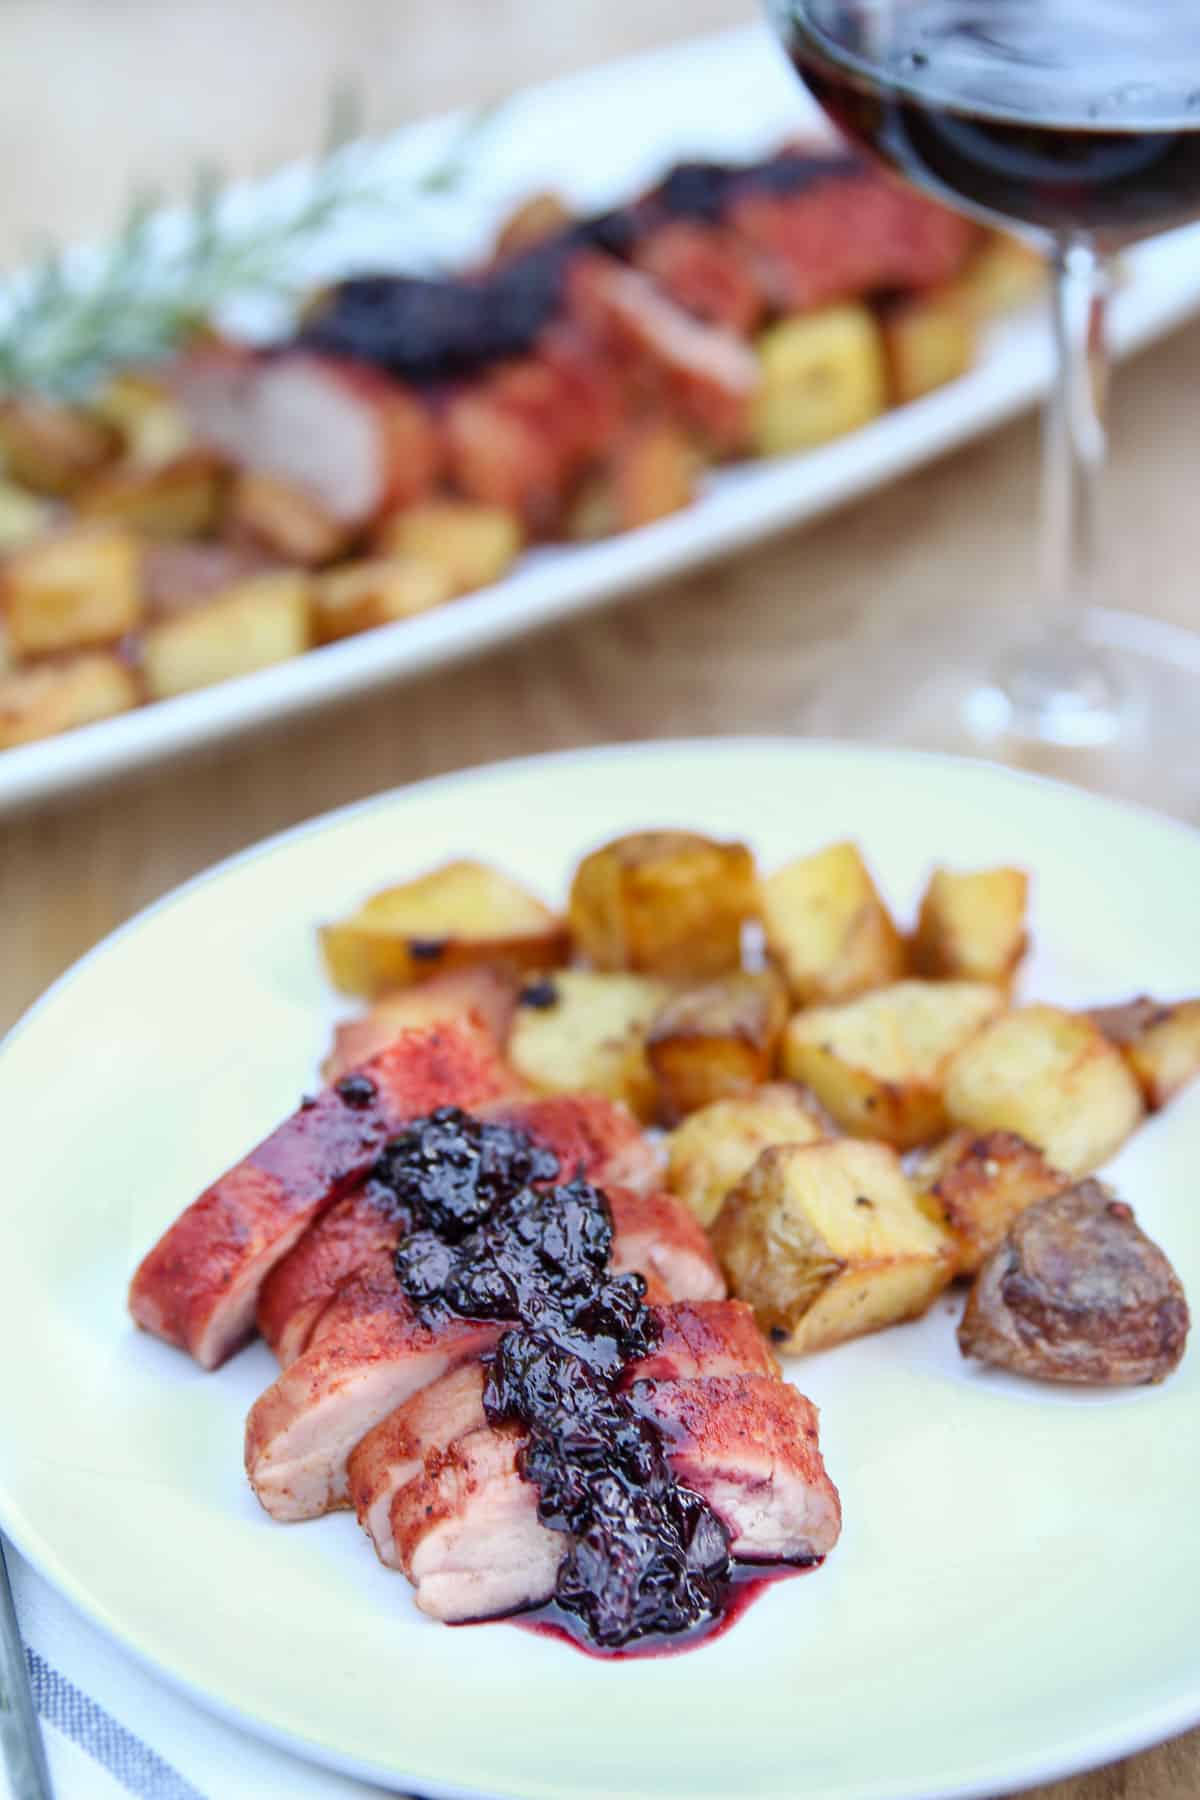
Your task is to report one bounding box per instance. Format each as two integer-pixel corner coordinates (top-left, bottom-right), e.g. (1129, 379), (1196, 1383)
(4, 525), (142, 655)
(76, 451), (226, 539)
(319, 860), (567, 999)
(648, 969), (787, 1122)
(958, 1181), (1189, 1384)
(783, 978), (1003, 1149)
(0, 396), (119, 495)
(0, 651), (139, 748)
(373, 501), (522, 596)
(911, 865), (1029, 988)
(711, 1140), (954, 1354)
(913, 1128), (1071, 1276)
(140, 570), (311, 700)
(568, 829), (760, 981)
(313, 557), (453, 644)
(763, 840), (906, 1005)
(665, 1084), (827, 1228)
(507, 969), (669, 1122)
(944, 1004), (1144, 1176)
(1087, 995), (1200, 1111)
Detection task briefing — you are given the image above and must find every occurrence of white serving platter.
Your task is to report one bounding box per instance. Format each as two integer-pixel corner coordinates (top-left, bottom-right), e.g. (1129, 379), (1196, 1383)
(1, 740), (1198, 1799)
(3, 26), (1200, 816)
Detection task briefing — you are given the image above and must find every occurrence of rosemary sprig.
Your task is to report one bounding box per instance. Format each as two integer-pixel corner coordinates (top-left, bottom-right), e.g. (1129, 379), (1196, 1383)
(0, 90), (491, 401)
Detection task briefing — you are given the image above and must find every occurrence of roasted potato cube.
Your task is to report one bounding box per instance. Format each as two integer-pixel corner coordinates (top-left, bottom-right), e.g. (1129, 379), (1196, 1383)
(4, 525), (141, 655)
(0, 481), (52, 552)
(76, 451), (225, 538)
(313, 557), (454, 644)
(0, 651), (138, 748)
(229, 470), (351, 566)
(665, 1083), (827, 1227)
(763, 840), (906, 1005)
(648, 970), (787, 1122)
(783, 979), (1004, 1149)
(140, 570), (310, 700)
(569, 829), (760, 981)
(321, 966), (519, 1082)
(955, 234), (1045, 319)
(0, 396), (118, 495)
(374, 501), (522, 595)
(911, 864), (1029, 987)
(508, 969), (668, 1121)
(91, 372), (192, 467)
(319, 859), (568, 999)
(877, 288), (975, 404)
(912, 1128), (1070, 1275)
(711, 1140), (955, 1354)
(494, 190), (574, 257)
(1087, 996), (1200, 1111)
(752, 305), (887, 457)
(945, 1004), (1144, 1176)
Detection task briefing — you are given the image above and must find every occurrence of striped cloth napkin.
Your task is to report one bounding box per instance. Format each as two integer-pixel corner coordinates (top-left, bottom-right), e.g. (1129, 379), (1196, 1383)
(3, 1544), (408, 1800)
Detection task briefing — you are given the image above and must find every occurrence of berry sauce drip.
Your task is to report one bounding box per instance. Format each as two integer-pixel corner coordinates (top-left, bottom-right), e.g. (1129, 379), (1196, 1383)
(294, 148), (863, 384)
(379, 1106), (733, 1649)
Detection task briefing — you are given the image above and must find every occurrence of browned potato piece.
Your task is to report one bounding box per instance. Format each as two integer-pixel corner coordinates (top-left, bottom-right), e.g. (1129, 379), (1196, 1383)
(313, 557), (454, 644)
(229, 471), (351, 566)
(374, 501), (522, 595)
(911, 865), (1029, 987)
(76, 451), (226, 538)
(91, 371), (192, 467)
(912, 1128), (1071, 1275)
(954, 234), (1046, 320)
(569, 829), (760, 981)
(877, 288), (974, 404)
(0, 651), (139, 748)
(494, 190), (574, 257)
(0, 481), (52, 552)
(1086, 995), (1200, 1111)
(944, 1004), (1144, 1176)
(320, 860), (568, 999)
(752, 306), (887, 456)
(711, 1140), (955, 1354)
(4, 526), (141, 655)
(507, 969), (668, 1121)
(958, 1181), (1189, 1384)
(140, 570), (311, 700)
(611, 422), (698, 530)
(321, 966), (519, 1082)
(648, 970), (787, 1122)
(665, 1084), (827, 1227)
(763, 841), (906, 1005)
(783, 979), (1003, 1149)
(0, 396), (118, 495)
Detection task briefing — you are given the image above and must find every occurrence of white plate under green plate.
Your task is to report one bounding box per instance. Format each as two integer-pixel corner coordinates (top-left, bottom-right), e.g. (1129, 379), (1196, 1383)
(1, 741), (1197, 1800)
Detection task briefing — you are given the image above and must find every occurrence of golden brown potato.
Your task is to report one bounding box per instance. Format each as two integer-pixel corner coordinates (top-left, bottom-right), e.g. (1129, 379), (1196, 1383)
(320, 965), (520, 1082)
(610, 422), (698, 530)
(944, 1004), (1144, 1177)
(76, 451), (226, 538)
(4, 525), (141, 655)
(877, 288), (975, 404)
(763, 840), (906, 1005)
(229, 470), (351, 566)
(140, 569), (311, 700)
(320, 859), (568, 999)
(0, 651), (138, 748)
(507, 969), (669, 1121)
(911, 864), (1030, 987)
(91, 371), (193, 467)
(494, 190), (574, 257)
(569, 829), (760, 981)
(374, 501), (523, 594)
(0, 396), (118, 495)
(782, 978), (1004, 1149)
(647, 969), (787, 1122)
(752, 305), (887, 456)
(665, 1084), (827, 1227)
(912, 1128), (1071, 1275)
(1087, 996), (1200, 1111)
(955, 234), (1046, 319)
(0, 481), (52, 552)
(313, 556), (454, 644)
(711, 1139), (955, 1354)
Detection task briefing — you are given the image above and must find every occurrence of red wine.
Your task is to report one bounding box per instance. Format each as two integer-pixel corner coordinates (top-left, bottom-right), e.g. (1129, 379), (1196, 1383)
(774, 0), (1200, 243)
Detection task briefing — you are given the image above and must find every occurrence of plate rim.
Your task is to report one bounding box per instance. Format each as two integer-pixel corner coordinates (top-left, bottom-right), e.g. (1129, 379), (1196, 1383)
(3, 735), (1200, 1800)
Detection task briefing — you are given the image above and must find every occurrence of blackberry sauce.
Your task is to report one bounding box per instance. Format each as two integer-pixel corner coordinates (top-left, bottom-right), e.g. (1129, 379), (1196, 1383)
(379, 1106), (733, 1649)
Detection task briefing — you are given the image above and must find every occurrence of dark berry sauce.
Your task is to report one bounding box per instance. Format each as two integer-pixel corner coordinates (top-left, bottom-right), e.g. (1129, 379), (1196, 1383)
(380, 1106), (734, 1650)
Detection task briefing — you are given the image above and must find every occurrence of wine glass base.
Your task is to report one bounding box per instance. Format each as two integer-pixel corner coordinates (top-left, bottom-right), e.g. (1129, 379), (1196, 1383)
(799, 608), (1200, 821)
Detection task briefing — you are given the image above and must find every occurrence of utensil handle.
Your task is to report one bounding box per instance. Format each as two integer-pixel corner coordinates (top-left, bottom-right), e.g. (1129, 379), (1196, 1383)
(0, 1539), (52, 1800)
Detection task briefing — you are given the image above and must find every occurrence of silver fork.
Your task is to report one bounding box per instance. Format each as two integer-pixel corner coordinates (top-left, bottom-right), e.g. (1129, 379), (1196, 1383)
(0, 1537), (52, 1800)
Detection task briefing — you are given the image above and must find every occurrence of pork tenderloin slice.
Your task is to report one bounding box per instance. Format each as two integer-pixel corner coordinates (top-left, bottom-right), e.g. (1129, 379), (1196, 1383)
(485, 1094), (662, 1196)
(129, 1019), (515, 1370)
(632, 1374), (842, 1563)
(608, 1188), (725, 1303)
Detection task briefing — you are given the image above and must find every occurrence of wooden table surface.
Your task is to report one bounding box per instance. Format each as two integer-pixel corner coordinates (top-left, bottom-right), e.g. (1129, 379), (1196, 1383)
(2, 3), (1198, 1796)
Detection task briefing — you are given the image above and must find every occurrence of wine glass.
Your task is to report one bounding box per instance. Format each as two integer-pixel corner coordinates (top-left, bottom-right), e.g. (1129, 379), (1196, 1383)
(766, 0), (1200, 810)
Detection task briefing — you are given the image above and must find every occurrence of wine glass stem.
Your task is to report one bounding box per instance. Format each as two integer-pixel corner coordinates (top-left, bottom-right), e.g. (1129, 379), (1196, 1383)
(981, 237), (1128, 747)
